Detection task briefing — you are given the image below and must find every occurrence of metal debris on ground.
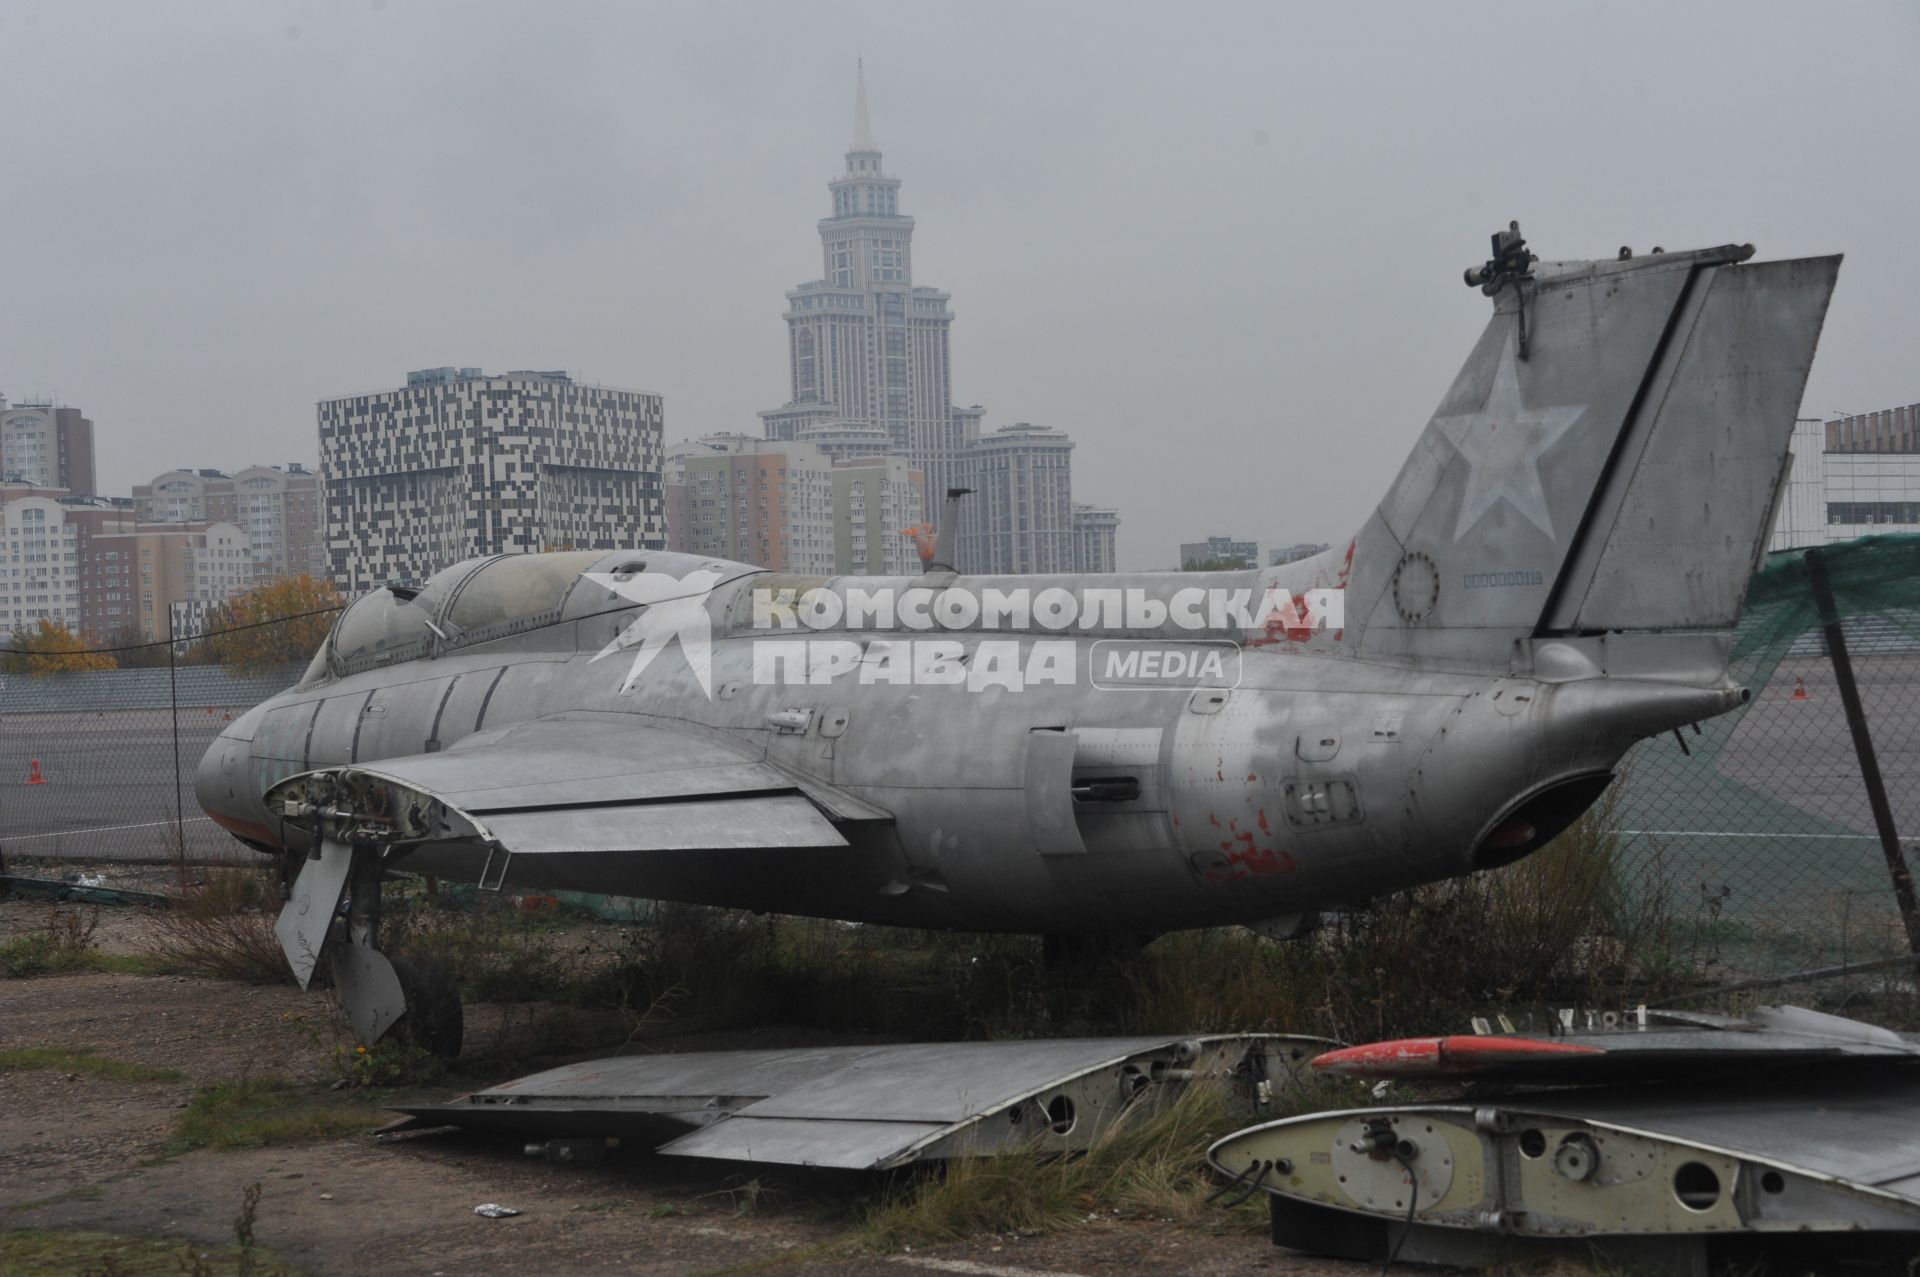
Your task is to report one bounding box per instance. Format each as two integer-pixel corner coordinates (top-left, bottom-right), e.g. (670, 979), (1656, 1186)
(392, 1035), (1326, 1171)
(471, 1204), (521, 1219)
(0, 872), (173, 908)
(1209, 1004), (1920, 1274)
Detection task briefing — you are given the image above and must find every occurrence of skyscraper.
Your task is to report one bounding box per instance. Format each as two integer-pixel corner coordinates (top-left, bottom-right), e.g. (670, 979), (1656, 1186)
(0, 398), (96, 495)
(1072, 503), (1121, 574)
(759, 64), (971, 534)
(963, 423), (1076, 575)
(319, 367), (663, 591)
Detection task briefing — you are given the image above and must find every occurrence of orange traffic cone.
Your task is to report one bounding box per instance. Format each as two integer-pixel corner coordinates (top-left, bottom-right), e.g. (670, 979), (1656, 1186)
(222, 710), (233, 722)
(25, 760), (47, 785)
(1791, 677), (1809, 702)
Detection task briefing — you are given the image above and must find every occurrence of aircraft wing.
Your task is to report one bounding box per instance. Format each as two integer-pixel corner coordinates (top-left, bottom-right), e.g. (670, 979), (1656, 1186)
(1307, 1004), (1920, 1084)
(388, 1035), (1330, 1170)
(266, 711), (884, 862)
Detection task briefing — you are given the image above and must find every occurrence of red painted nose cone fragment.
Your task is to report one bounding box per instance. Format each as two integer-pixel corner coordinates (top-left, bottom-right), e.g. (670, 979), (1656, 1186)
(1312, 1035), (1605, 1078)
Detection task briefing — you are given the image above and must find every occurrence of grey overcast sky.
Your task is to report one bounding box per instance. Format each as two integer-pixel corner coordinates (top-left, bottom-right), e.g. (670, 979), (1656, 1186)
(2, 0), (1915, 569)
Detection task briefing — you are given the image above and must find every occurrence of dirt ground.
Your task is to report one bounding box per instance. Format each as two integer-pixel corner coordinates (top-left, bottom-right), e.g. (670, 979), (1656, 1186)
(0, 897), (1374, 1277)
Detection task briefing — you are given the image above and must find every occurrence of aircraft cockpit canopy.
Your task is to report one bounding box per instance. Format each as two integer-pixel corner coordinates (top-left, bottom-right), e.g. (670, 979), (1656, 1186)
(306, 550), (614, 683)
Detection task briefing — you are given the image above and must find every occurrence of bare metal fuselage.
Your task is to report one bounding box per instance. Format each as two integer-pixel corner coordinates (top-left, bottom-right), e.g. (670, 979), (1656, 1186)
(197, 564), (1738, 936)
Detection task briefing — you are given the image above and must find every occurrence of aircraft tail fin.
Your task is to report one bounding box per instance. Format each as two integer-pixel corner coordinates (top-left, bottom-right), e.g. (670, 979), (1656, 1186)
(1321, 237), (1839, 670)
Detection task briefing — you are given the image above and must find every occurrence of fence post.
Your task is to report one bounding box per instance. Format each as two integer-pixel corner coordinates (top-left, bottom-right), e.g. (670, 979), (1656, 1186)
(168, 610), (185, 860)
(1805, 546), (1920, 955)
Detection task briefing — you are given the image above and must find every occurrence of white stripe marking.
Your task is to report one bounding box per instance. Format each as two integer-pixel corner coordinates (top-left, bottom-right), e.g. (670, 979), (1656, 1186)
(1621, 829), (1877, 841)
(4, 815), (217, 843)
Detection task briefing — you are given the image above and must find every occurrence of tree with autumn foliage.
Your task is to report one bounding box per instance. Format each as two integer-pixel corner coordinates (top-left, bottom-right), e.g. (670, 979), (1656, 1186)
(199, 574), (344, 674)
(1, 619), (118, 676)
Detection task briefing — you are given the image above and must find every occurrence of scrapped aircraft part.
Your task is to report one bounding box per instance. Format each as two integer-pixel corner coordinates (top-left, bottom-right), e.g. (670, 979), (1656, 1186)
(331, 943), (406, 1045)
(392, 1034), (1332, 1171)
(1210, 1069), (1920, 1267)
(1310, 1004), (1920, 1085)
(1328, 1115), (1455, 1211)
(274, 838), (353, 989)
(1315, 1034), (1604, 1079)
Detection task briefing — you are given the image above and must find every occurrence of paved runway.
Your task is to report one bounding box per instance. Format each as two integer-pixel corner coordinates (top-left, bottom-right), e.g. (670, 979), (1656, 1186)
(0, 708), (248, 863)
(1614, 653), (1920, 935)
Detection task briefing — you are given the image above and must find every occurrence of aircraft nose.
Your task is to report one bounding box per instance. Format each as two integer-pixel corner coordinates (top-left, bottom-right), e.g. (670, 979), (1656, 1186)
(193, 732), (243, 817)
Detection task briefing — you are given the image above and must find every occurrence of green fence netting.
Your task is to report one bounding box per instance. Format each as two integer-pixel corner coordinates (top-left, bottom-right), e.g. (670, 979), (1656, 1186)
(1612, 534), (1920, 973)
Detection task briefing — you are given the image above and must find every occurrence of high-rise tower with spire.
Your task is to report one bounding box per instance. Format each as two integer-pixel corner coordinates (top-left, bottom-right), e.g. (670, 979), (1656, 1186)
(759, 63), (972, 545)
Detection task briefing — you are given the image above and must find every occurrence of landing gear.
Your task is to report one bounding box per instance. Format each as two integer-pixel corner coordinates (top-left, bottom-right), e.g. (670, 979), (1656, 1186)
(273, 839), (464, 1059)
(389, 954), (463, 1058)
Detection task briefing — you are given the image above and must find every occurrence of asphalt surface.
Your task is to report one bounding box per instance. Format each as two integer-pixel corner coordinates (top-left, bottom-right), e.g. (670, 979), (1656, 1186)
(0, 707), (244, 863)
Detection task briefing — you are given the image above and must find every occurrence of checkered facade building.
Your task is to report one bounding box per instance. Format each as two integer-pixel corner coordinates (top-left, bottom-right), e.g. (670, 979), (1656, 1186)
(318, 369), (664, 590)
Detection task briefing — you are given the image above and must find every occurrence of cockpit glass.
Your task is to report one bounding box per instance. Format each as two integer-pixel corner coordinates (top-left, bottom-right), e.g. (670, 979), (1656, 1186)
(443, 550), (602, 633)
(321, 556), (488, 678)
(329, 589), (435, 673)
(306, 551), (607, 682)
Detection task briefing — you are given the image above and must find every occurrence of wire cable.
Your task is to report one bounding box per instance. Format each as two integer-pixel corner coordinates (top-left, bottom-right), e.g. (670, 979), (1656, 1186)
(1379, 1150), (1420, 1275)
(1205, 1159), (1268, 1208)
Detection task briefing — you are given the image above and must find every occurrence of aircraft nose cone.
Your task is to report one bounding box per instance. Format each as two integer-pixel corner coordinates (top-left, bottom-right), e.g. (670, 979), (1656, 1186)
(193, 733), (239, 818)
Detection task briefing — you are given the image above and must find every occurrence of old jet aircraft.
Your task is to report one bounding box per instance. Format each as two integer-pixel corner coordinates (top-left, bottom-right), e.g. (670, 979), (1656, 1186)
(196, 228), (1840, 1052)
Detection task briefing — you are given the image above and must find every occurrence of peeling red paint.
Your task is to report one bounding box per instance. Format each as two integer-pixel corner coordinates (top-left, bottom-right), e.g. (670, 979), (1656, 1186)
(1199, 837), (1300, 882)
(1256, 808), (1270, 835)
(1245, 772), (1258, 783)
(1245, 537), (1357, 648)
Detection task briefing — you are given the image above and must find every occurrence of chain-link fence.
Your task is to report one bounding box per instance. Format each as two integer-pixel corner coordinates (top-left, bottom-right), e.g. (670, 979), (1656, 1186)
(1614, 534), (1920, 974)
(0, 610), (332, 869)
(5, 544), (1920, 975)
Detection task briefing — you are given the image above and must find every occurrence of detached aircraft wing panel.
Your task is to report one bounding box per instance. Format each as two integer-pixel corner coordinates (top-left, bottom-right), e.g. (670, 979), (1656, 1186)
(395, 1035), (1331, 1172)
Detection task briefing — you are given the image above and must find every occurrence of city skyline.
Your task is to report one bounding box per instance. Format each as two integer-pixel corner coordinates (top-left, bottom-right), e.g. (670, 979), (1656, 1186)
(2, 2), (1917, 569)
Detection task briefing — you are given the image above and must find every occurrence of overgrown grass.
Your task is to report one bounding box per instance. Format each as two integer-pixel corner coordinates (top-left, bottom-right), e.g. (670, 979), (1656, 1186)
(1, 1228), (295, 1277)
(144, 868), (292, 984)
(857, 1078), (1361, 1250)
(338, 784), (1703, 1064)
(416, 784), (1694, 1053)
(0, 905), (100, 977)
(172, 1078), (387, 1152)
(0, 1046), (182, 1084)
